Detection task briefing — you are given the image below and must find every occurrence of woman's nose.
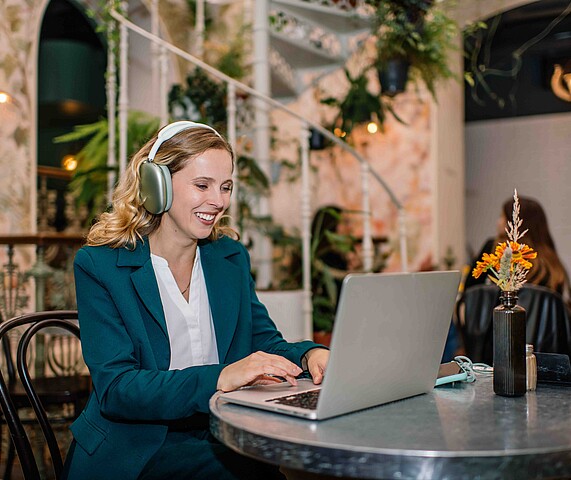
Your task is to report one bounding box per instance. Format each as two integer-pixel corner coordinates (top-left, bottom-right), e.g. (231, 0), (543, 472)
(208, 189), (224, 208)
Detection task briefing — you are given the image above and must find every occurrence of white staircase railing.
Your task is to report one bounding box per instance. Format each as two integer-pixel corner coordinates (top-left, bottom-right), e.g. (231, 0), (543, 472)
(267, 0), (371, 99)
(108, 8), (408, 336)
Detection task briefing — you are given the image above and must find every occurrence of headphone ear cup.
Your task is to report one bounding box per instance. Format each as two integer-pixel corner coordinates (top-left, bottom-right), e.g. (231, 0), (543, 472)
(139, 162), (173, 214)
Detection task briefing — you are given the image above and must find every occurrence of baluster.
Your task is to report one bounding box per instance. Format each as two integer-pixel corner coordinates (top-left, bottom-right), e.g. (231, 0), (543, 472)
(195, 0), (205, 59)
(64, 192), (83, 232)
(227, 83), (239, 228)
(0, 245), (30, 321)
(118, 0), (129, 176)
(27, 244), (53, 377)
(252, 0), (273, 289)
(107, 2), (118, 198)
(360, 161), (373, 272)
(2, 245), (17, 318)
(150, 0), (160, 107)
(398, 209), (409, 272)
(37, 175), (49, 232)
(300, 123), (312, 340)
(159, 45), (169, 125)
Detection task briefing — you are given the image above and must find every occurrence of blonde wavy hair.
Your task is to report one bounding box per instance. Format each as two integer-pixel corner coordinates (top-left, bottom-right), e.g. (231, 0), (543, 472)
(86, 126), (238, 248)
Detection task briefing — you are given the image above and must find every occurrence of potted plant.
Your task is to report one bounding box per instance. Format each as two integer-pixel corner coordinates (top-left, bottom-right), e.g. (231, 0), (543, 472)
(54, 110), (161, 223)
(367, 0), (458, 99)
(270, 207), (360, 343)
(320, 0), (461, 136)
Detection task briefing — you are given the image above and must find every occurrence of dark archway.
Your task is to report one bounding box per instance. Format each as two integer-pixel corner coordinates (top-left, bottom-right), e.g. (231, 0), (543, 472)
(38, 0), (106, 231)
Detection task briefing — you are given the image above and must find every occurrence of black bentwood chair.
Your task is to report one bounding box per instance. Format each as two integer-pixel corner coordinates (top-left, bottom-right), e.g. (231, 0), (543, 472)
(457, 284), (571, 365)
(0, 311), (91, 480)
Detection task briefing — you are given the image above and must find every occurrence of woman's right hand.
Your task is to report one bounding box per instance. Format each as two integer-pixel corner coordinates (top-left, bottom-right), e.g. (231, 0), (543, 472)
(217, 351), (303, 392)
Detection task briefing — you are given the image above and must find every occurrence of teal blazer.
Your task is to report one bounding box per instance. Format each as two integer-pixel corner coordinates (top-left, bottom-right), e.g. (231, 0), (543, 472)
(66, 236), (317, 480)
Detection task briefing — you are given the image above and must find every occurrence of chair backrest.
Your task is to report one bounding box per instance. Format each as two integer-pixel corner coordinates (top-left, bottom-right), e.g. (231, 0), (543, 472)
(456, 285), (499, 364)
(518, 285), (571, 355)
(457, 285), (571, 364)
(0, 310), (80, 480)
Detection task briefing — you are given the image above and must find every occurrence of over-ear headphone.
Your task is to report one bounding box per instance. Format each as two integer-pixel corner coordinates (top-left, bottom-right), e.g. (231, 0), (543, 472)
(139, 121), (222, 214)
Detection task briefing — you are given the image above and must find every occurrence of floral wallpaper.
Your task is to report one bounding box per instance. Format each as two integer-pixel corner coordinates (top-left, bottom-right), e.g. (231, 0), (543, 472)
(0, 0), (39, 235)
(0, 0), (47, 280)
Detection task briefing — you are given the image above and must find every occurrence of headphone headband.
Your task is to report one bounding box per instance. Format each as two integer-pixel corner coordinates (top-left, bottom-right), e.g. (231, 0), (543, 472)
(147, 121), (222, 161)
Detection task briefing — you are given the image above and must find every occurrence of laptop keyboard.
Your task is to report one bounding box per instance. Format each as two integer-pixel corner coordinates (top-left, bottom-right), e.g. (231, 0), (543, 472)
(265, 389), (321, 410)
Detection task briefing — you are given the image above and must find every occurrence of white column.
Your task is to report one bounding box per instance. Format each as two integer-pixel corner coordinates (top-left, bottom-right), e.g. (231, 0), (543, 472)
(118, 1), (129, 176)
(252, 0), (273, 289)
(300, 122), (313, 340)
(431, 34), (464, 271)
(106, 9), (117, 199)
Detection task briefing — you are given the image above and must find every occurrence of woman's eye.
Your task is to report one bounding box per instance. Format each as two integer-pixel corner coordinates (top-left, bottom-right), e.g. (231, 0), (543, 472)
(222, 185), (233, 193)
(196, 184), (208, 190)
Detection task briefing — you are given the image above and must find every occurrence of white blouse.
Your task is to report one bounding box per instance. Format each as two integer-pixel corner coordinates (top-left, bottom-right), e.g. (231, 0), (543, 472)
(151, 248), (219, 370)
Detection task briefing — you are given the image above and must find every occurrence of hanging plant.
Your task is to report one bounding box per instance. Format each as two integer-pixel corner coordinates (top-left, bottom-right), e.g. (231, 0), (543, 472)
(376, 58), (411, 97)
(320, 68), (405, 137)
(320, 1), (485, 137)
(321, 69), (383, 137)
(368, 0), (458, 99)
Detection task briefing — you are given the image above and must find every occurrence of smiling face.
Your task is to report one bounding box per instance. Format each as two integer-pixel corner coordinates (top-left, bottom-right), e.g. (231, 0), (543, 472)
(159, 148), (233, 244)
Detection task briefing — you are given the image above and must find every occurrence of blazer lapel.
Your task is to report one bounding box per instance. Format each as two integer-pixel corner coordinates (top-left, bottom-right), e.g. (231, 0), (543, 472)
(200, 240), (242, 362)
(118, 241), (169, 340)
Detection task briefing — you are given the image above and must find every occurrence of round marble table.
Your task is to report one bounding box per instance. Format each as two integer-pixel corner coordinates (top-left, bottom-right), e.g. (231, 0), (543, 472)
(210, 376), (571, 479)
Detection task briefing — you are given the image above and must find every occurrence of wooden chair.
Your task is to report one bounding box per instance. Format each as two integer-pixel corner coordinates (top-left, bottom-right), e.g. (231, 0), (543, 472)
(0, 311), (91, 480)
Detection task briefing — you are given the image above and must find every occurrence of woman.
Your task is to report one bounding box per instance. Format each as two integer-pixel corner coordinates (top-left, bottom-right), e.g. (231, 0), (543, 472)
(507, 197), (570, 300)
(64, 121), (329, 480)
(465, 195), (570, 301)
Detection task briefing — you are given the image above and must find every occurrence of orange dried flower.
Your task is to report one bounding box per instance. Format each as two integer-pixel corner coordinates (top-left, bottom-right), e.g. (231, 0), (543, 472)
(472, 252), (499, 279)
(471, 189), (537, 291)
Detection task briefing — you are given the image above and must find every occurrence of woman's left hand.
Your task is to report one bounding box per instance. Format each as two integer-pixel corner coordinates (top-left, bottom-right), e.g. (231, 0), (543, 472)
(305, 348), (329, 384)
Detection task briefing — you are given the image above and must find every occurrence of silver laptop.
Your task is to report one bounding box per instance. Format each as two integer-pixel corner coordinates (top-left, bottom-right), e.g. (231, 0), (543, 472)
(220, 270), (460, 420)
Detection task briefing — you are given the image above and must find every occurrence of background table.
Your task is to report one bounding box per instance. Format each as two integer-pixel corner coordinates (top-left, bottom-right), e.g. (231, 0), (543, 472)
(210, 376), (571, 479)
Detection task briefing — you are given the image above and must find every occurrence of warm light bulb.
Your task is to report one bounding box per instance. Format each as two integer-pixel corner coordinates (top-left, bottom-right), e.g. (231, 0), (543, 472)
(367, 122), (378, 134)
(62, 154), (78, 171)
(0, 92), (9, 104)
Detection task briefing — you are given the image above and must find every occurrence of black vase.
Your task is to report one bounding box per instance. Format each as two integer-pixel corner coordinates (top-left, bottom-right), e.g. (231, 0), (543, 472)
(493, 291), (526, 397)
(377, 58), (410, 97)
